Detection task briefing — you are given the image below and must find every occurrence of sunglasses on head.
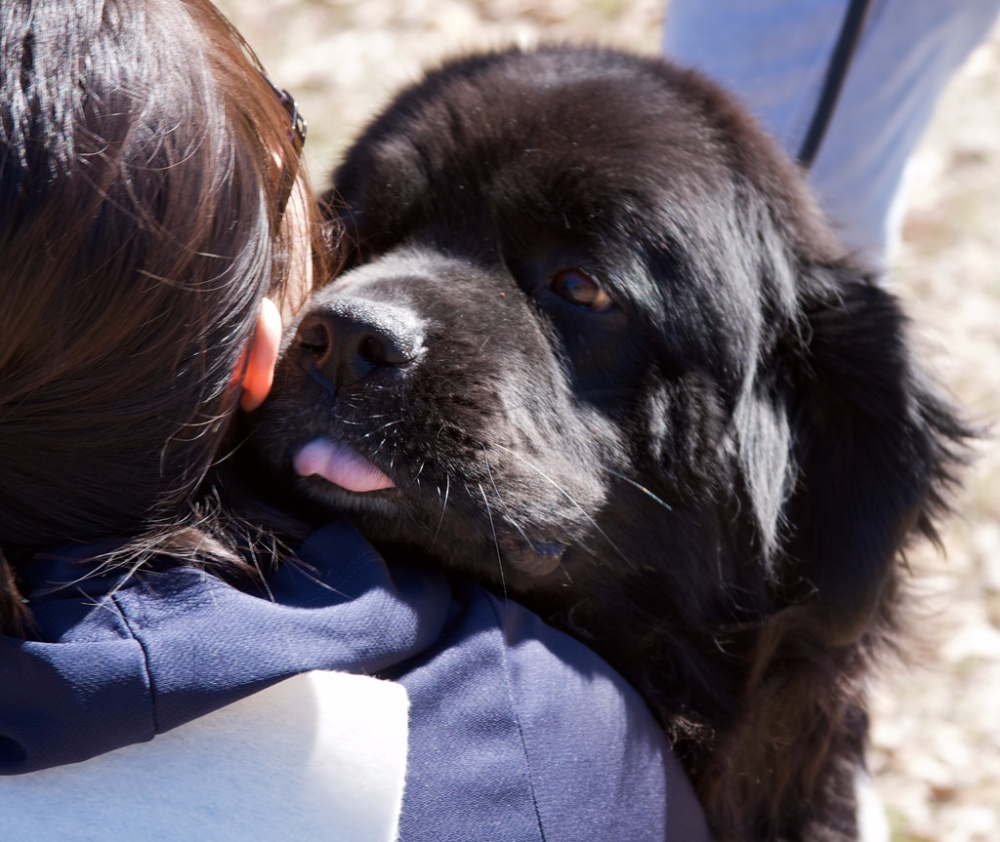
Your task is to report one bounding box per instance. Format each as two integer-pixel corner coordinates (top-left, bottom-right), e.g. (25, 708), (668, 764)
(261, 73), (308, 217)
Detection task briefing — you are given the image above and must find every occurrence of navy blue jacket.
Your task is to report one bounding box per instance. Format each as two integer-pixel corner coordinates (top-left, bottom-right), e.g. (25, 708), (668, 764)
(0, 520), (711, 841)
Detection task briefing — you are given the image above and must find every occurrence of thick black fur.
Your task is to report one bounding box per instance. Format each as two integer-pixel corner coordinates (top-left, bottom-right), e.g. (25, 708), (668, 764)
(249, 46), (967, 841)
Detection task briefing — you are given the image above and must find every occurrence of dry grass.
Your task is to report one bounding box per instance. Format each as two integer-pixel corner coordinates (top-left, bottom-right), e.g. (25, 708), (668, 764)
(216, 2), (1000, 838)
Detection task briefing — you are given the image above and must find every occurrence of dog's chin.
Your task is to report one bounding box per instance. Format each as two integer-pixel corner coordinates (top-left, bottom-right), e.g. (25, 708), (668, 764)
(495, 537), (568, 576)
(295, 474), (404, 519)
(296, 473), (570, 580)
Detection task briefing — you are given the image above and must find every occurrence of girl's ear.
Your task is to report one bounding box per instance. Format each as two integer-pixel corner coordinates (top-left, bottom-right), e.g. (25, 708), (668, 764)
(240, 297), (282, 411)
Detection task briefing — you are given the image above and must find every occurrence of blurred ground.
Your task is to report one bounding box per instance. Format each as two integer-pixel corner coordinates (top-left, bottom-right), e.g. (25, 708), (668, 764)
(216, 2), (1000, 839)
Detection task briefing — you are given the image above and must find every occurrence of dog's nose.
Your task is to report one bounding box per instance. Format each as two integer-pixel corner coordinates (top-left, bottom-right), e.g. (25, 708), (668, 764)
(294, 299), (423, 390)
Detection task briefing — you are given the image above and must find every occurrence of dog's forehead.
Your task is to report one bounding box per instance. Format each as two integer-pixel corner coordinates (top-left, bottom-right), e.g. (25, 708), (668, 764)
(376, 54), (730, 199)
(334, 46), (840, 270)
(335, 47), (819, 267)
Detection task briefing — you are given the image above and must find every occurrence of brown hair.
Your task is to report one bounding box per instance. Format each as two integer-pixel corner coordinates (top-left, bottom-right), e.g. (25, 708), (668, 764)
(0, 0), (326, 632)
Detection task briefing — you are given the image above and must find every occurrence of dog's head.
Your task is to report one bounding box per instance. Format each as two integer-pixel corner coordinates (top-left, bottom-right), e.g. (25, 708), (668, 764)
(250, 46), (964, 648)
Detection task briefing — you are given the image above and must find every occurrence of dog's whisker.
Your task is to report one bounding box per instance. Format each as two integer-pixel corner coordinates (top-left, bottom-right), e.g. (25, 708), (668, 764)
(370, 435), (390, 460)
(603, 468), (672, 512)
(277, 558), (354, 601)
(477, 484), (508, 600)
(480, 446), (533, 550)
(477, 482), (508, 600)
(575, 385), (648, 401)
(491, 442), (637, 571)
(429, 473), (450, 552)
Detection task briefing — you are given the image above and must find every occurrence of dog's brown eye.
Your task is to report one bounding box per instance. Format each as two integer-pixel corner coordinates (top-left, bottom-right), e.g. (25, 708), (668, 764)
(550, 269), (614, 312)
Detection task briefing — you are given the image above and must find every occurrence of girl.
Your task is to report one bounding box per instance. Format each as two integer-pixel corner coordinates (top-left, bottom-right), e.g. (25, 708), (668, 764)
(0, 1), (709, 839)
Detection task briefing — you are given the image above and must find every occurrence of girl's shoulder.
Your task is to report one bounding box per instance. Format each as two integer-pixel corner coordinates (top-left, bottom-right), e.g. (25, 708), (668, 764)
(389, 581), (712, 842)
(3, 519), (711, 840)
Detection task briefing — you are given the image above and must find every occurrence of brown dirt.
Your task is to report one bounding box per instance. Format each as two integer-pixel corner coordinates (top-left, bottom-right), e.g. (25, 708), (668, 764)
(216, 2), (1000, 838)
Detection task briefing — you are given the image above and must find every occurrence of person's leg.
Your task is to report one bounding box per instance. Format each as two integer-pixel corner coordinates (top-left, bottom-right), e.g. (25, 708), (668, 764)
(663, 0), (1000, 268)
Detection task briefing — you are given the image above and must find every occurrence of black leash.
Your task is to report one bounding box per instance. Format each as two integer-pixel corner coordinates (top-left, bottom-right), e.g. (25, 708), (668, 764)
(796, 0), (874, 168)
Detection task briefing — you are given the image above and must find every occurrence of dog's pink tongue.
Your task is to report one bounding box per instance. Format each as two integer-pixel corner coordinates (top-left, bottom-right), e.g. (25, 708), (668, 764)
(293, 439), (395, 492)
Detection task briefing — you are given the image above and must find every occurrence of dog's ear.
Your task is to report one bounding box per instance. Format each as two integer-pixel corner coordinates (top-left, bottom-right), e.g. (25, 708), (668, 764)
(777, 269), (965, 645)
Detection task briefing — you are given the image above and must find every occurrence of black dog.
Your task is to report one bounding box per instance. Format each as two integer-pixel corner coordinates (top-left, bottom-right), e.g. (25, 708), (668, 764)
(249, 46), (966, 841)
